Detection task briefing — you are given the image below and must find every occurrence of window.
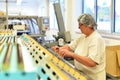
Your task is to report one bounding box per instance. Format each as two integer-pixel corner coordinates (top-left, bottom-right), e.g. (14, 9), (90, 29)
(83, 0), (95, 16)
(97, 0), (112, 32)
(77, 0), (95, 33)
(82, 0), (114, 33)
(115, 0), (120, 33)
(82, 0), (120, 38)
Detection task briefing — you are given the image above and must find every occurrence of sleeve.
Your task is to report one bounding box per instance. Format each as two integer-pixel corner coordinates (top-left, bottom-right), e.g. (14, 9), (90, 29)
(88, 38), (105, 64)
(68, 34), (85, 51)
(68, 38), (79, 51)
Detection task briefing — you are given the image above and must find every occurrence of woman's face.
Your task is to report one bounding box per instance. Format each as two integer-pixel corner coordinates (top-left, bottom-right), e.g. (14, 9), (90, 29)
(78, 23), (87, 34)
(78, 23), (94, 37)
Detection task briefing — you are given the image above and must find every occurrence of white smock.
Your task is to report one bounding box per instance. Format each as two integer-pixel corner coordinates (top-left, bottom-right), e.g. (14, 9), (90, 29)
(68, 31), (106, 80)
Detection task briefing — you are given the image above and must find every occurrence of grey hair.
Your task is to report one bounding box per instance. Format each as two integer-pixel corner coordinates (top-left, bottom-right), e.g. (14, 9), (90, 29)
(78, 13), (97, 29)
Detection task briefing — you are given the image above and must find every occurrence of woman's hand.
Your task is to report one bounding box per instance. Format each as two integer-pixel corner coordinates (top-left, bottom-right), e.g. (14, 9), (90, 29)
(52, 46), (59, 53)
(58, 49), (74, 57)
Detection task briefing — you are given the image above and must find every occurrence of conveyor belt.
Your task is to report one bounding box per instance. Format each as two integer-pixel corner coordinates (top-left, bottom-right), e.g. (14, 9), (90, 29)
(3, 43), (12, 71)
(0, 43), (9, 71)
(0, 35), (5, 45)
(20, 34), (87, 80)
(0, 44), (4, 54)
(0, 32), (36, 80)
(10, 43), (18, 72)
(0, 35), (3, 41)
(17, 44), (24, 70)
(0, 30), (87, 80)
(7, 36), (11, 44)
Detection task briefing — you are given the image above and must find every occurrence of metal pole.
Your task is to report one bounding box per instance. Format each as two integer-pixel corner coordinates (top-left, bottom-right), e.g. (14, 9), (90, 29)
(6, 0), (8, 29)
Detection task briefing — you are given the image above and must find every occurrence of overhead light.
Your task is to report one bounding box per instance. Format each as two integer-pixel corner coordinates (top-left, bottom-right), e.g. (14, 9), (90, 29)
(16, 0), (22, 5)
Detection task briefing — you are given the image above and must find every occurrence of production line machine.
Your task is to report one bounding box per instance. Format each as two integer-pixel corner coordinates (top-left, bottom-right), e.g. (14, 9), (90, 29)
(0, 30), (87, 80)
(0, 30), (36, 80)
(20, 34), (87, 80)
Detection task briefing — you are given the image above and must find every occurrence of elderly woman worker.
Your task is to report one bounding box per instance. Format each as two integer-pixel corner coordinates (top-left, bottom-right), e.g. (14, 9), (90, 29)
(52, 13), (106, 80)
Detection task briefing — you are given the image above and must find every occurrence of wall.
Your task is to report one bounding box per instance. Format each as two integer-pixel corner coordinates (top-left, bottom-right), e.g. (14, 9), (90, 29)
(65, 0), (82, 39)
(104, 38), (120, 46)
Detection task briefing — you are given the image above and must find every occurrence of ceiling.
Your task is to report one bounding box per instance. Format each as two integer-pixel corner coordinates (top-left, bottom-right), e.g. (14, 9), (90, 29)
(0, 0), (44, 6)
(0, 0), (58, 16)
(0, 0), (47, 15)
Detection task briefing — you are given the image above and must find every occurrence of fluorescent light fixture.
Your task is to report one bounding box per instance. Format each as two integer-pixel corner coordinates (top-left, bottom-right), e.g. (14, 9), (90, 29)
(16, 0), (22, 5)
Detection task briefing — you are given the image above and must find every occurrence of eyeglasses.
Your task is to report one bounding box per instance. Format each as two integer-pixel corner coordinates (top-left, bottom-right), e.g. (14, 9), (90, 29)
(78, 23), (83, 29)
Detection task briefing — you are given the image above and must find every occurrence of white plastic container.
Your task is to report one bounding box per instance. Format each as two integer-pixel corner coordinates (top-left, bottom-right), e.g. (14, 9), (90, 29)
(58, 38), (64, 46)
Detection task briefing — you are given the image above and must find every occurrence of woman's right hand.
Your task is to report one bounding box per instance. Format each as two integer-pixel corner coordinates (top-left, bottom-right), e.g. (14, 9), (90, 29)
(52, 46), (59, 53)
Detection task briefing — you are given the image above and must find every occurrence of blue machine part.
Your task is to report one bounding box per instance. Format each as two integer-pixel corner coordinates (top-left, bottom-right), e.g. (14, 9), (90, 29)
(0, 71), (36, 80)
(37, 67), (50, 80)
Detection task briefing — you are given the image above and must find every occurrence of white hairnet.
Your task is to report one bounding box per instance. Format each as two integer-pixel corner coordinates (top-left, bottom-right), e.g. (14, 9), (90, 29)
(78, 13), (97, 29)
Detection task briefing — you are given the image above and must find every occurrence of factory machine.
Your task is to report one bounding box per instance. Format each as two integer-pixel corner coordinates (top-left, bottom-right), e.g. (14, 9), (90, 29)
(0, 3), (87, 80)
(20, 33), (87, 80)
(0, 30), (87, 80)
(0, 30), (37, 80)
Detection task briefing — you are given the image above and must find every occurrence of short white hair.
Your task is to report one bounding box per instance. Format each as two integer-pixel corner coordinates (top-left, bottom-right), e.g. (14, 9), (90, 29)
(78, 13), (97, 29)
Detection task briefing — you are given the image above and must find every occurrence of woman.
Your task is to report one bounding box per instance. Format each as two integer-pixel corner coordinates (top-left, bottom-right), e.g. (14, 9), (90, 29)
(52, 13), (106, 80)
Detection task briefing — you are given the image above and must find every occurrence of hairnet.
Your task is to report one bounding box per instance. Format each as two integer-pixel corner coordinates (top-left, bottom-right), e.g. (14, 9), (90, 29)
(78, 13), (97, 29)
